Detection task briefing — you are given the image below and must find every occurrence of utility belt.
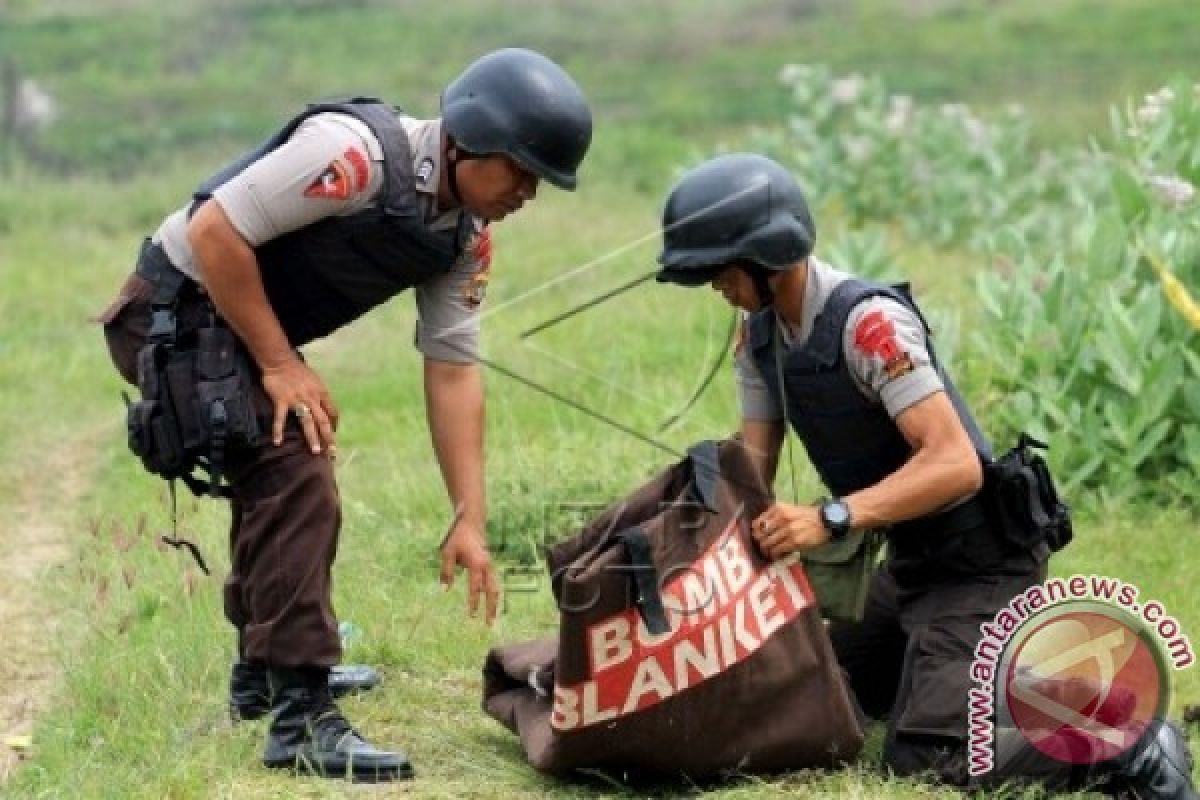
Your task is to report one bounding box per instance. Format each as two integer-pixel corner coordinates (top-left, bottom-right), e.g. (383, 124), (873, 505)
(889, 434), (1073, 561)
(125, 239), (267, 500)
(890, 493), (990, 542)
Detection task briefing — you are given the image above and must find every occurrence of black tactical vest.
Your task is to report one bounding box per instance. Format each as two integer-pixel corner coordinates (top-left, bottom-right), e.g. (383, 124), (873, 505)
(746, 278), (992, 509)
(190, 98), (472, 347)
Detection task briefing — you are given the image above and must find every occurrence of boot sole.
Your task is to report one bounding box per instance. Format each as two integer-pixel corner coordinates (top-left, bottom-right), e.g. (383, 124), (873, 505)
(263, 758), (415, 783)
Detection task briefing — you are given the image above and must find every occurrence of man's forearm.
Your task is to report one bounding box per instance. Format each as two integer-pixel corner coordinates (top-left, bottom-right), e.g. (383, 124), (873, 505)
(846, 445), (982, 530)
(188, 201), (295, 370)
(424, 359), (486, 528)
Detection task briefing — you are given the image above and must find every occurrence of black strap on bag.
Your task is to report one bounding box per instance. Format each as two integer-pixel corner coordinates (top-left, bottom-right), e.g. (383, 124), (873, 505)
(685, 440), (722, 514)
(984, 433), (1073, 552)
(618, 526), (671, 636)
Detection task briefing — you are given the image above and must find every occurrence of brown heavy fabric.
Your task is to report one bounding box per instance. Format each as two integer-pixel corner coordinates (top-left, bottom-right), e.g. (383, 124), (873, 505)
(483, 439), (864, 778)
(101, 281), (343, 667)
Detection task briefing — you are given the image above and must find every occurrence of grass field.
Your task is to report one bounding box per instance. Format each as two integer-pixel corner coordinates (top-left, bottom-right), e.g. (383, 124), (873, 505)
(0, 1), (1196, 797)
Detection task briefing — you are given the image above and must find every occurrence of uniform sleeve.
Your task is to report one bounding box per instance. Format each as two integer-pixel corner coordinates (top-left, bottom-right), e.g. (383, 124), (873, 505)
(211, 114), (379, 247)
(842, 297), (944, 417)
(413, 226), (490, 363)
(734, 315), (784, 421)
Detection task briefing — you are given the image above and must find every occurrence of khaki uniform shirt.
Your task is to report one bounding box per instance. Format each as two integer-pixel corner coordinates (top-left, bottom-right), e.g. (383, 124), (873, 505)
(735, 257), (944, 421)
(153, 112), (489, 363)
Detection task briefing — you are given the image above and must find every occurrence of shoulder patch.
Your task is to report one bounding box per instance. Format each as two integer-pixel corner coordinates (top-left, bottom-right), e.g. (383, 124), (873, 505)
(417, 157), (435, 186)
(304, 161), (351, 200)
(462, 227), (493, 308)
(303, 146), (369, 200)
(473, 226), (493, 270)
(343, 146), (370, 192)
(853, 308), (914, 381)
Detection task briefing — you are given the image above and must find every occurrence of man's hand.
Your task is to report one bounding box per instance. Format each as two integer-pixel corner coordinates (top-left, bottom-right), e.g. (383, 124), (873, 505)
(260, 357), (339, 454)
(751, 502), (830, 561)
(439, 520), (500, 625)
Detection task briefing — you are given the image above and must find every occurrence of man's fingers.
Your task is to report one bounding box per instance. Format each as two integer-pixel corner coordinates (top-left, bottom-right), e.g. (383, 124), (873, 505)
(297, 412), (322, 454)
(751, 509), (778, 541)
(484, 567), (501, 626)
(439, 547), (456, 588)
(271, 401), (288, 446)
(759, 529), (790, 559)
(467, 565), (485, 618)
(320, 392), (339, 433)
(313, 406), (337, 454)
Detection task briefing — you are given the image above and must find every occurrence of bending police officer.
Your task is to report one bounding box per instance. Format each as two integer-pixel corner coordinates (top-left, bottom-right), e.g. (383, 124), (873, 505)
(98, 48), (592, 782)
(653, 153), (1196, 799)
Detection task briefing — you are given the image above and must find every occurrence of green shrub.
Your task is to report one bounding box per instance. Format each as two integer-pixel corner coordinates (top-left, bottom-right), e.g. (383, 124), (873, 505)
(763, 68), (1199, 506)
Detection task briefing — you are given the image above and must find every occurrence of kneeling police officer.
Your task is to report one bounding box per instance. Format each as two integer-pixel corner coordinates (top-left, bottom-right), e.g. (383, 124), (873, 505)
(98, 49), (591, 782)
(654, 153), (1196, 799)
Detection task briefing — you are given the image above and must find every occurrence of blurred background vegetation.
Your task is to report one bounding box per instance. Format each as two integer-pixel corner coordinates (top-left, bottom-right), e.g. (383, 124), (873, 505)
(2, 0), (1198, 181)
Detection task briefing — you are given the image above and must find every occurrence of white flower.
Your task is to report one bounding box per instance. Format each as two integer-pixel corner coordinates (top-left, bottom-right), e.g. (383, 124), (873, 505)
(963, 116), (989, 148)
(940, 103), (970, 120)
(1148, 174), (1197, 208)
(778, 64), (806, 84)
(1136, 104), (1162, 126)
(830, 74), (864, 105)
(885, 95), (913, 134)
(1156, 87), (1176, 104)
(843, 134), (874, 163)
(13, 78), (57, 132)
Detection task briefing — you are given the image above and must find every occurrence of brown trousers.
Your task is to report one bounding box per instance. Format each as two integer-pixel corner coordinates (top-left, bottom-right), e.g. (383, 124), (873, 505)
(100, 274), (343, 668)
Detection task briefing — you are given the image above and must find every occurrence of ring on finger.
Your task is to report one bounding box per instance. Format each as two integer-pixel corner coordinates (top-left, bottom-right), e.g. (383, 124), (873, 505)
(293, 403), (311, 419)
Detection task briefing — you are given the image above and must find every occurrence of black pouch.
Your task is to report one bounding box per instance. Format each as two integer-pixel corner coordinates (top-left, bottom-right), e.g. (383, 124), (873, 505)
(983, 433), (1073, 552)
(127, 342), (190, 477)
(191, 325), (264, 454)
(127, 320), (265, 493)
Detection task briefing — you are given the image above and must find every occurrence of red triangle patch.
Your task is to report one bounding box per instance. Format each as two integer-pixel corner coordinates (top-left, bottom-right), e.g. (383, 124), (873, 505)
(304, 161), (351, 200)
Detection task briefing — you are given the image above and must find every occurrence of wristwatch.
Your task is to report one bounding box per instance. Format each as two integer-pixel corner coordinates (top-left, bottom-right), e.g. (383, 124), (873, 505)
(819, 497), (853, 541)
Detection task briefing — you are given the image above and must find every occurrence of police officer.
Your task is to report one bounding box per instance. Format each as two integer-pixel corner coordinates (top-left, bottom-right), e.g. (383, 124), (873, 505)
(654, 153), (1196, 798)
(98, 49), (591, 782)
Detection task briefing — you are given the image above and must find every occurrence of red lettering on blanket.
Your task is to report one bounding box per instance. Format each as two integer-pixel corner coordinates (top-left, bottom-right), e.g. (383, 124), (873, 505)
(550, 522), (814, 732)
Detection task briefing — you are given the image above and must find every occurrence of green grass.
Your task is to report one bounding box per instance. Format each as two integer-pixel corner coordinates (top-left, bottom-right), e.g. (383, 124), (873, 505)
(0, 1), (1197, 797)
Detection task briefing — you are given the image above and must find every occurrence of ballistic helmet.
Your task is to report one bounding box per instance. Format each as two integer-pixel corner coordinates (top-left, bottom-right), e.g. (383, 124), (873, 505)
(656, 153), (815, 286)
(441, 48), (592, 190)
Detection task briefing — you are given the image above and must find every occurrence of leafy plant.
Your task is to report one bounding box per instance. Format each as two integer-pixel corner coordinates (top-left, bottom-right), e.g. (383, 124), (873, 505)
(763, 68), (1199, 505)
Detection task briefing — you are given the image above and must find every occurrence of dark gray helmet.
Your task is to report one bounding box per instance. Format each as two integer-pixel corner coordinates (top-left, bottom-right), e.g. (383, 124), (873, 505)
(656, 153), (815, 286)
(442, 48), (592, 190)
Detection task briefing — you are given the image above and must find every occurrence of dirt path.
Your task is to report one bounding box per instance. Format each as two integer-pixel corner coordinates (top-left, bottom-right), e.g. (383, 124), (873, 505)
(0, 424), (108, 781)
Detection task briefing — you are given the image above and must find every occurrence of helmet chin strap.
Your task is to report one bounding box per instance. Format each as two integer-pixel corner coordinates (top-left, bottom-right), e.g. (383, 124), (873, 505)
(745, 265), (775, 310)
(445, 139), (485, 207)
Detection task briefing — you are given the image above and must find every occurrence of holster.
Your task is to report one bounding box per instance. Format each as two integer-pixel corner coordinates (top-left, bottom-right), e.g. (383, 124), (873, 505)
(983, 433), (1073, 552)
(124, 240), (266, 495)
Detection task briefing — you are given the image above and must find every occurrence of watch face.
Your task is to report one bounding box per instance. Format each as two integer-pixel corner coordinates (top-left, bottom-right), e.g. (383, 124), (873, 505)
(824, 501), (851, 527)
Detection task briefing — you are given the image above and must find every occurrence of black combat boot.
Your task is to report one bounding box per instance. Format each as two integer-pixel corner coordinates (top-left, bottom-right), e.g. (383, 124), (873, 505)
(1104, 720), (1198, 800)
(262, 666), (412, 782)
(229, 661), (382, 722)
